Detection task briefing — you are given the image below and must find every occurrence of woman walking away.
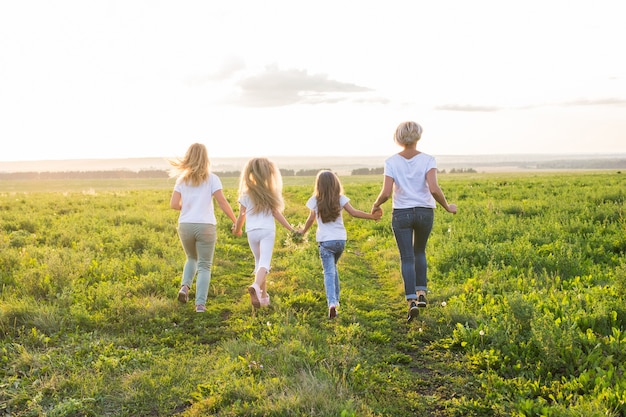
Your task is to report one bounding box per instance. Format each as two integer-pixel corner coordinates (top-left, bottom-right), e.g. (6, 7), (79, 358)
(232, 157), (297, 309)
(300, 170), (382, 319)
(169, 143), (237, 313)
(371, 121), (457, 322)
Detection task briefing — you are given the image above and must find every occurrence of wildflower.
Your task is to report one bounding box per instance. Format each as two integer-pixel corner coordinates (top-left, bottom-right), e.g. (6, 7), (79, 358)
(441, 301), (447, 307)
(479, 330), (485, 336)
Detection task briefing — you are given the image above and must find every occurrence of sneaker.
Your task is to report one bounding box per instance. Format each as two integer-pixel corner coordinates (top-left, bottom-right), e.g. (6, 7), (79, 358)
(195, 304), (206, 313)
(407, 301), (419, 322)
(178, 285), (189, 303)
(328, 305), (337, 319)
(417, 294), (427, 308)
(248, 283), (261, 309)
(260, 293), (271, 307)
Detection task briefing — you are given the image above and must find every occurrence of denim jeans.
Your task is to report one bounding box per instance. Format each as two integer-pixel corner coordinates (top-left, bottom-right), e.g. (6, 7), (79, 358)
(391, 207), (434, 300)
(177, 223), (217, 306)
(318, 240), (346, 307)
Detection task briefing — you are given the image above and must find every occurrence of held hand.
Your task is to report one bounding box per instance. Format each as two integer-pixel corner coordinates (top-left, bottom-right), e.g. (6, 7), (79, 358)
(231, 223), (242, 236)
(371, 205), (383, 215)
(447, 204), (457, 214)
(372, 208), (383, 220)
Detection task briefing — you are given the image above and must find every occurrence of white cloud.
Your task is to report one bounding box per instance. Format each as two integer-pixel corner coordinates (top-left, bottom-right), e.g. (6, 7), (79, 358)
(217, 64), (376, 107)
(1, 0), (626, 161)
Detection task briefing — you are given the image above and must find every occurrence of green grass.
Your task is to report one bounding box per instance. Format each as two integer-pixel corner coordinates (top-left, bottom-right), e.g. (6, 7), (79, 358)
(1, 172), (625, 416)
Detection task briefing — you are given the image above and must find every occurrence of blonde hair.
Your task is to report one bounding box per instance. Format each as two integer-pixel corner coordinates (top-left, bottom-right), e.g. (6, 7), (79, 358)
(169, 143), (210, 186)
(239, 158), (284, 214)
(394, 121), (423, 146)
(314, 170), (344, 223)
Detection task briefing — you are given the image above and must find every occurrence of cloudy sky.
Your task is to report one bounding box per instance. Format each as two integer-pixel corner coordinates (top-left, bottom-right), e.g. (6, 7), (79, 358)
(1, 0), (625, 161)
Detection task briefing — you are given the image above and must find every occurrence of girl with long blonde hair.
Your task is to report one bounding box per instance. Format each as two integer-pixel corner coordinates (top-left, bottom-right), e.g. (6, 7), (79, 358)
(169, 143), (237, 313)
(233, 157), (297, 308)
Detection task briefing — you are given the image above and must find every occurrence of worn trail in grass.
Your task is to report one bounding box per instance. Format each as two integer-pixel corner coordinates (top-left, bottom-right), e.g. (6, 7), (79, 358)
(3, 173), (623, 416)
(173, 215), (481, 416)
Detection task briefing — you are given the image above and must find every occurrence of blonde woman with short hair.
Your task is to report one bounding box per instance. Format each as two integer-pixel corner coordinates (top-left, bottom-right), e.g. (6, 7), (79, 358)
(372, 121), (457, 322)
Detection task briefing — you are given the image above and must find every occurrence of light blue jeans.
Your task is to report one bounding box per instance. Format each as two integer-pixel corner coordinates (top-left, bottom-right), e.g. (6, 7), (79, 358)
(177, 223), (217, 306)
(391, 207), (434, 300)
(318, 240), (346, 307)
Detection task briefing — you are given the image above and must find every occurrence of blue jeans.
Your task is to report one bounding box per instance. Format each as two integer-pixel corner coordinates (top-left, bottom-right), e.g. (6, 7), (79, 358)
(177, 223), (217, 306)
(391, 207), (434, 300)
(318, 240), (346, 307)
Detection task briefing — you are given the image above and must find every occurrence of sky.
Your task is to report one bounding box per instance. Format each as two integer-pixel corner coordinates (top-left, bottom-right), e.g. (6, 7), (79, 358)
(1, 0), (625, 162)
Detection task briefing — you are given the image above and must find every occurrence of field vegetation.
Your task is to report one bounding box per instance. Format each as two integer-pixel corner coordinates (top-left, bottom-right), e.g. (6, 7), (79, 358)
(0, 172), (624, 416)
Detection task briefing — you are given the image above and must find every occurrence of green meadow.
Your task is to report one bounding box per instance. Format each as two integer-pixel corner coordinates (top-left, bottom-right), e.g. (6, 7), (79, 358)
(0, 172), (624, 416)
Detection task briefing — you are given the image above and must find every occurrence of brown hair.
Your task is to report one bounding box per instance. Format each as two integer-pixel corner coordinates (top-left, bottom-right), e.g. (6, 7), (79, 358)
(314, 170), (343, 223)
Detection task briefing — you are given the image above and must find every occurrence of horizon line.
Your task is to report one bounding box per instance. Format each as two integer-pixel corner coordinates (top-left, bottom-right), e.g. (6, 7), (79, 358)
(2, 151), (626, 164)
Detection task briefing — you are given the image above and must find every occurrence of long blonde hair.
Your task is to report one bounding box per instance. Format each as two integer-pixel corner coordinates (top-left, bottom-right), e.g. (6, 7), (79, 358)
(239, 158), (284, 214)
(314, 170), (343, 223)
(169, 143), (210, 186)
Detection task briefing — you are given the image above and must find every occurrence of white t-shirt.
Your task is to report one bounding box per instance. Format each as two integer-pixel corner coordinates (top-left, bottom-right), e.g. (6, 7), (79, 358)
(174, 173), (223, 224)
(306, 195), (350, 242)
(238, 194), (276, 232)
(384, 153), (437, 209)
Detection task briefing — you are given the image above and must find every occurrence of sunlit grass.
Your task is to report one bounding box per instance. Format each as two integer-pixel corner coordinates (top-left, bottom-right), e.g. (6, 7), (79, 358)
(1, 171), (624, 416)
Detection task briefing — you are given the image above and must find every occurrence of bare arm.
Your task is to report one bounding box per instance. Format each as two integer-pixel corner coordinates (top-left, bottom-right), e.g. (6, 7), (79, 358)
(272, 209), (296, 233)
(371, 175), (394, 213)
(213, 189), (238, 223)
(344, 202), (382, 220)
(233, 204), (246, 236)
(426, 168), (457, 214)
(300, 210), (317, 234)
(170, 191), (182, 210)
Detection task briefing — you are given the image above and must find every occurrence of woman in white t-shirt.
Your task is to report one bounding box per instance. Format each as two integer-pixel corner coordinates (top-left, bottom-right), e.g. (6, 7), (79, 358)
(233, 158), (297, 309)
(169, 143), (237, 313)
(301, 170), (381, 319)
(371, 121), (457, 322)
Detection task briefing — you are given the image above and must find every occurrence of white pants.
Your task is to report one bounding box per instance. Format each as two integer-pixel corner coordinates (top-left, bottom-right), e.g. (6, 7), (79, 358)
(246, 228), (276, 273)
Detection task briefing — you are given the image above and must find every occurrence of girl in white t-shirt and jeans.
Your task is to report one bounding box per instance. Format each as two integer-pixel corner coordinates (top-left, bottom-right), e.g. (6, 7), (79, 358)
(301, 170), (382, 319)
(233, 158), (297, 309)
(169, 143), (238, 313)
(371, 121), (457, 322)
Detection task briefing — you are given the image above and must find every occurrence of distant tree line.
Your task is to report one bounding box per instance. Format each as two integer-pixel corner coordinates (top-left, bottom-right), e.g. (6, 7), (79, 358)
(447, 168), (477, 173)
(536, 159), (626, 169)
(351, 167), (384, 175)
(0, 168), (347, 180)
(188, 168), (335, 178)
(0, 167), (478, 181)
(0, 170), (169, 180)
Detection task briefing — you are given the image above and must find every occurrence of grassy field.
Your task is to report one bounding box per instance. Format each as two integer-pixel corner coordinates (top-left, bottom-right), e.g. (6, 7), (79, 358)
(0, 172), (624, 416)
